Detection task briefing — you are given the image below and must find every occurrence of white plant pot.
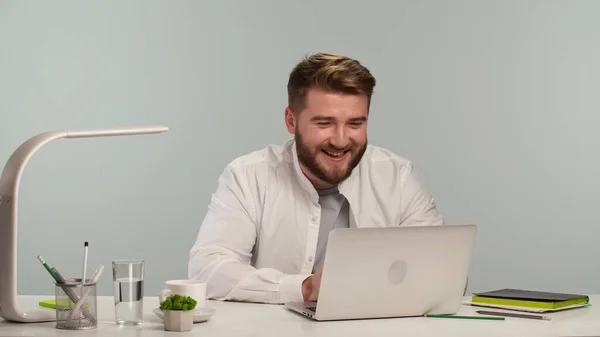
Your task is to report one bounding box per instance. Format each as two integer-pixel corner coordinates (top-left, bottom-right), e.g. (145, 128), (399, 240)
(163, 310), (194, 332)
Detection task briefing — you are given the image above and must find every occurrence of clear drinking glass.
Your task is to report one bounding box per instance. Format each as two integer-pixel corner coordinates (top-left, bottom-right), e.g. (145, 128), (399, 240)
(112, 259), (144, 325)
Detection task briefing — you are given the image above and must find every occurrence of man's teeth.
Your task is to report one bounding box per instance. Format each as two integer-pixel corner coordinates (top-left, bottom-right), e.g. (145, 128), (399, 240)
(324, 150), (345, 158)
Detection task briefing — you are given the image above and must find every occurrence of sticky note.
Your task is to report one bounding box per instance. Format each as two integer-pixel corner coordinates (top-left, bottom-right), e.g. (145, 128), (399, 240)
(38, 299), (56, 309)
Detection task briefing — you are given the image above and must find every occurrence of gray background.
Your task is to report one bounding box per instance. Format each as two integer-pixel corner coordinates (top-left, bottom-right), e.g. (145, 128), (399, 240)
(1, 0), (598, 298)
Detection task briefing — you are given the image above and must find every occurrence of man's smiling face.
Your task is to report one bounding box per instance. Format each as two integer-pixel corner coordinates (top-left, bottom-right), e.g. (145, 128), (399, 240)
(285, 88), (369, 189)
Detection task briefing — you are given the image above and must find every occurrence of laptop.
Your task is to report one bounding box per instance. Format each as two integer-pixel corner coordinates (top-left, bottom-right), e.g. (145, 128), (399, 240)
(285, 224), (477, 321)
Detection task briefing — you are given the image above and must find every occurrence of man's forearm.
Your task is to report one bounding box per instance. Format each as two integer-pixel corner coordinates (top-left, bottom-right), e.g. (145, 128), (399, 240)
(189, 252), (310, 304)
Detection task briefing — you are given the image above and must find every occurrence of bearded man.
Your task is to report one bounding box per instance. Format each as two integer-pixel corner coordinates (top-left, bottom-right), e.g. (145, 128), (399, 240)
(188, 52), (444, 304)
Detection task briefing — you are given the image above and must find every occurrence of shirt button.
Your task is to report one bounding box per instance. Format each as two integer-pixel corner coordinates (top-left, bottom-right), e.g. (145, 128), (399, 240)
(312, 215), (318, 221)
(308, 256), (313, 262)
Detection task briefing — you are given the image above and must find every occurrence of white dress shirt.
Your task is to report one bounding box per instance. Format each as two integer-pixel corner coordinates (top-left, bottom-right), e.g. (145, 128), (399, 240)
(188, 138), (444, 304)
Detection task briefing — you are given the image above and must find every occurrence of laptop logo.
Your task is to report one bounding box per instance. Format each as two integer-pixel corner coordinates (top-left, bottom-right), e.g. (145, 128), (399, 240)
(388, 260), (408, 285)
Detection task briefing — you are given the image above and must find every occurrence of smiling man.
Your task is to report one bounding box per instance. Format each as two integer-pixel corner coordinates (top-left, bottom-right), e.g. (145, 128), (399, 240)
(188, 52), (444, 304)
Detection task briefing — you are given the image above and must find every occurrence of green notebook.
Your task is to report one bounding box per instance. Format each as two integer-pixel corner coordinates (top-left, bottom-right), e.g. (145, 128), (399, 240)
(472, 288), (589, 309)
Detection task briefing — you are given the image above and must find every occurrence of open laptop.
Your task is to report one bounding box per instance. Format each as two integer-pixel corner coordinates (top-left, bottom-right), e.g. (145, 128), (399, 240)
(285, 224), (477, 321)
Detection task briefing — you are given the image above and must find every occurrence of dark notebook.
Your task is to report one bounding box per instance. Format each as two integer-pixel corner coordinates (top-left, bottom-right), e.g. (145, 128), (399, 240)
(473, 288), (588, 302)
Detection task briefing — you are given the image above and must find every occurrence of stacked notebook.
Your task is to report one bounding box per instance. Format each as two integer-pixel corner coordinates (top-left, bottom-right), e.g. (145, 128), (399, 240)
(465, 288), (590, 313)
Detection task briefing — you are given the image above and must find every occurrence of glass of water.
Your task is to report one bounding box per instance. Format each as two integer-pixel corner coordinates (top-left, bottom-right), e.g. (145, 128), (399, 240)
(112, 259), (144, 325)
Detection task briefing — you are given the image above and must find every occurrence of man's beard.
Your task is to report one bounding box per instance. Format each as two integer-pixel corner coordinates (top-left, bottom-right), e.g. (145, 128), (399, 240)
(295, 132), (367, 186)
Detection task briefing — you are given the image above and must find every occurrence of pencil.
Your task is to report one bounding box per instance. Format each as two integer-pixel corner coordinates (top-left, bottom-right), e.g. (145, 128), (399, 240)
(37, 255), (58, 283)
(425, 314), (505, 321)
(476, 310), (551, 321)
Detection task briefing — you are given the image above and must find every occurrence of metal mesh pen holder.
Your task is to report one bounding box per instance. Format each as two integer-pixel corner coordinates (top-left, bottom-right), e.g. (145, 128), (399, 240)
(54, 278), (98, 330)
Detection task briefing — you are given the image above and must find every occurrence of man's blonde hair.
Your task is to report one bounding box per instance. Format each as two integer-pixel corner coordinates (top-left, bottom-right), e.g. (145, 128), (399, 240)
(287, 52), (376, 113)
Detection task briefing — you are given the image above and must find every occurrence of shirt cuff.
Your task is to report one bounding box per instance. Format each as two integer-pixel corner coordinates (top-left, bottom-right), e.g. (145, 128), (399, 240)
(279, 273), (311, 303)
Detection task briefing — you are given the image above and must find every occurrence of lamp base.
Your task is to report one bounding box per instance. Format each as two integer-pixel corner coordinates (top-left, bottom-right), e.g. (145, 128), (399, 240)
(0, 306), (56, 323)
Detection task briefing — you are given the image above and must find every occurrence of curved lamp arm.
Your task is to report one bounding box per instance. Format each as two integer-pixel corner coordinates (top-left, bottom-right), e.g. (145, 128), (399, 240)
(0, 126), (168, 323)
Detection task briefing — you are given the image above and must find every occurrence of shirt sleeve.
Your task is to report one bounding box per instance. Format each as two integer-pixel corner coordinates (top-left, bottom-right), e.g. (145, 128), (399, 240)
(398, 163), (444, 227)
(188, 165), (311, 304)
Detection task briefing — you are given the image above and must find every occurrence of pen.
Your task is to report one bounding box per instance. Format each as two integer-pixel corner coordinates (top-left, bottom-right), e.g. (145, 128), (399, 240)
(51, 267), (65, 284)
(90, 265), (104, 283)
(68, 265), (104, 320)
(37, 255), (58, 283)
(425, 314), (505, 321)
(81, 241), (88, 285)
(476, 310), (551, 321)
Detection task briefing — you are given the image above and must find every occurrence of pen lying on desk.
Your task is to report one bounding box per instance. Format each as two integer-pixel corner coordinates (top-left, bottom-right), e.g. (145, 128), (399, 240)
(425, 314), (505, 321)
(476, 310), (551, 321)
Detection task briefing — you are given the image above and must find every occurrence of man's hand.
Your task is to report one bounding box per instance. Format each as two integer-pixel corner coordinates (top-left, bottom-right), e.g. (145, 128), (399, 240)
(301, 267), (323, 301)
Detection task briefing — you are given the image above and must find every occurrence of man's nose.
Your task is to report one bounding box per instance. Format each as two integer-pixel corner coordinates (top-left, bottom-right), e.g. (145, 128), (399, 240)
(330, 126), (349, 148)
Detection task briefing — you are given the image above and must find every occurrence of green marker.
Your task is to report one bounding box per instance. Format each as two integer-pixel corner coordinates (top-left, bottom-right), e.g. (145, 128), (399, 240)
(425, 314), (505, 321)
(37, 255), (59, 282)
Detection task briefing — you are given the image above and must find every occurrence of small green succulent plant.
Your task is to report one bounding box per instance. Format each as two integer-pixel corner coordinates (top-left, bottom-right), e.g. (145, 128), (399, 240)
(159, 294), (197, 311)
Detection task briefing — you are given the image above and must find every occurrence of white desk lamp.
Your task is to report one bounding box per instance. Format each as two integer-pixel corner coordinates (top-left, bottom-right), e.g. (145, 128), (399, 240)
(0, 126), (168, 322)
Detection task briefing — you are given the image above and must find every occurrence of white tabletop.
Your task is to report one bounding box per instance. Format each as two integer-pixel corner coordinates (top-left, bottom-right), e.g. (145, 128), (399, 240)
(0, 295), (599, 336)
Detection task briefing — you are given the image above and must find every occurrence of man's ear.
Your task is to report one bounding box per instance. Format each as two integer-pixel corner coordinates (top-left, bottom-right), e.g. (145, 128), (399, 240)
(284, 107), (296, 134)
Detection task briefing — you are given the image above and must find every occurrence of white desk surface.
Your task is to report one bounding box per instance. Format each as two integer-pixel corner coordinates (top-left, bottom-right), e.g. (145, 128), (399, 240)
(0, 295), (599, 337)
